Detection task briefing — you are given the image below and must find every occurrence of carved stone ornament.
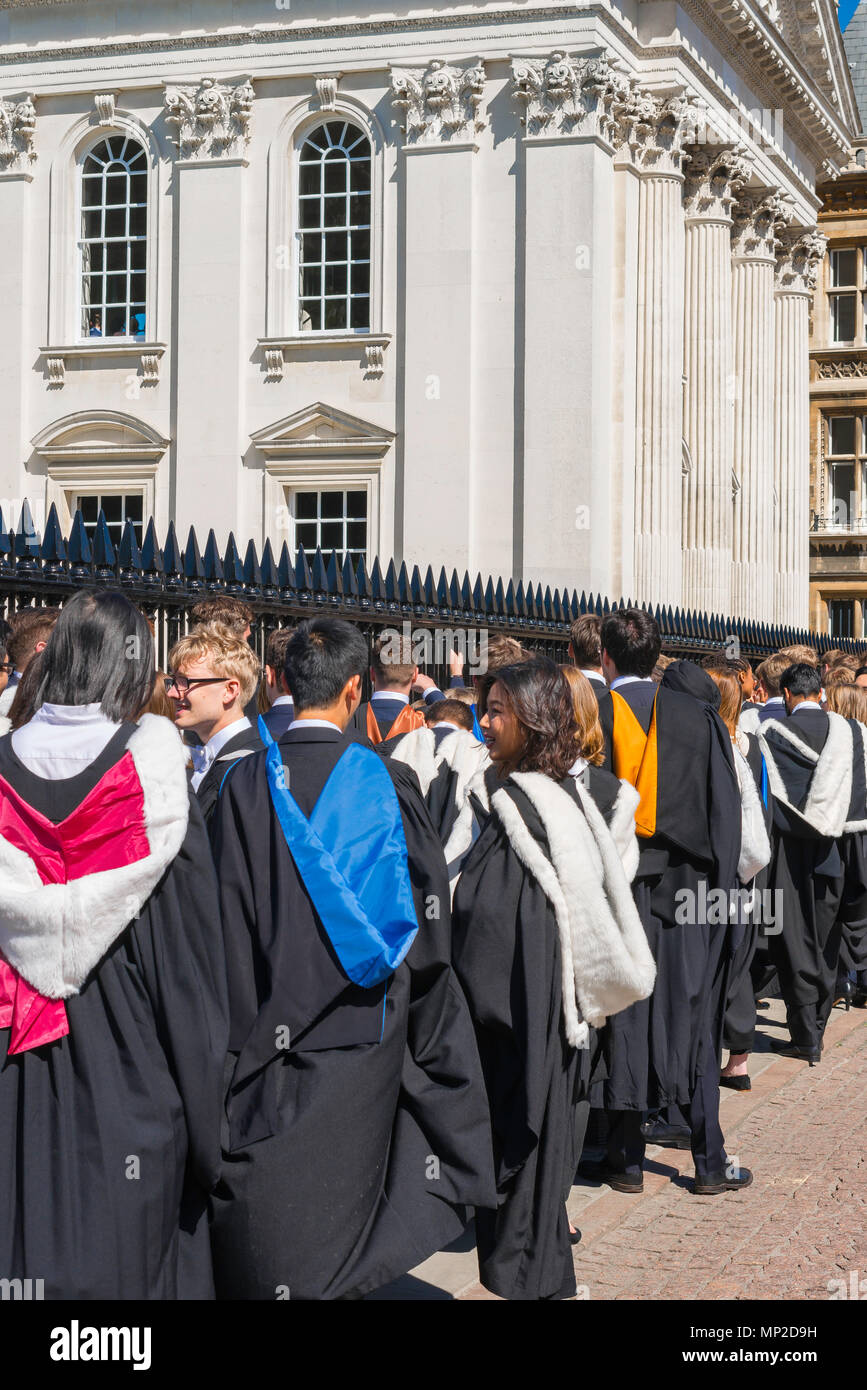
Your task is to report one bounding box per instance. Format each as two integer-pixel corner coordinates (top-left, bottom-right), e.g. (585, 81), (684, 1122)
(164, 75), (254, 160)
(613, 84), (706, 177)
(315, 76), (340, 111)
(731, 189), (794, 261)
(389, 58), (486, 146)
(365, 343), (384, 373)
(683, 145), (753, 221)
(775, 226), (828, 293)
(264, 348), (284, 382)
(0, 94), (36, 172)
(510, 50), (633, 143)
(94, 93), (116, 127)
(815, 358), (867, 379)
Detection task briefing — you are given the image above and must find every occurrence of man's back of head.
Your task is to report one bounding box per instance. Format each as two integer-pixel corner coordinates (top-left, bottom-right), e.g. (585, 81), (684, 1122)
(190, 597), (254, 640)
(600, 608), (661, 680)
(285, 618), (368, 724)
(568, 614), (602, 672)
(370, 633), (416, 693)
(7, 606), (61, 674)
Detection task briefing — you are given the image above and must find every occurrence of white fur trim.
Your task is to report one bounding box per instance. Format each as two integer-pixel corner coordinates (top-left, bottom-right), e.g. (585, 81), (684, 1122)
(606, 779), (641, 884)
(491, 773), (655, 1048)
(759, 711), (855, 838)
(738, 705), (761, 738)
(0, 714), (189, 998)
(733, 744), (771, 883)
(388, 726), (441, 797)
(391, 726), (491, 896)
(0, 715), (10, 738)
(0, 685), (14, 719)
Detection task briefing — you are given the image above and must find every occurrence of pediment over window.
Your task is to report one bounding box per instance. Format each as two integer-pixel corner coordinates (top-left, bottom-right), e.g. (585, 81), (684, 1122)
(31, 410), (170, 463)
(251, 403), (395, 462)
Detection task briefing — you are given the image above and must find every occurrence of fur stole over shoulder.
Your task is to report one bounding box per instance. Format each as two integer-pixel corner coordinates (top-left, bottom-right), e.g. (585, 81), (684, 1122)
(759, 710), (867, 837)
(732, 742), (771, 883)
(389, 725), (491, 893)
(490, 772), (656, 1049)
(0, 714), (190, 999)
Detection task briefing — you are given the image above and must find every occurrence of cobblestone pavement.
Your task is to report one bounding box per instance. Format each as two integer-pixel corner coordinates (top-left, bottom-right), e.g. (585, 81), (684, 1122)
(369, 998), (867, 1300)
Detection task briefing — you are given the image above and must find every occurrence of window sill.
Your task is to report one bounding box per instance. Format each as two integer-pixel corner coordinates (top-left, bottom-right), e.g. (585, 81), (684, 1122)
(258, 333), (390, 379)
(38, 343), (167, 388)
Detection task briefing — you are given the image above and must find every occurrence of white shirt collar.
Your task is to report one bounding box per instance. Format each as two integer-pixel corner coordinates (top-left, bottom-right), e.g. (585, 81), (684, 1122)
(610, 675), (654, 690)
(791, 700), (823, 716)
(579, 669), (603, 681)
(568, 755), (589, 775)
(287, 717), (343, 732)
(205, 715), (251, 758)
(271, 694), (294, 707)
(371, 689), (410, 706)
(432, 720), (462, 733)
(11, 702), (122, 779)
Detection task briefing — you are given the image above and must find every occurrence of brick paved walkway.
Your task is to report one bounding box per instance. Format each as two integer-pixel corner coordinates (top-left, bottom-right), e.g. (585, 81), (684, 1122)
(370, 999), (867, 1300)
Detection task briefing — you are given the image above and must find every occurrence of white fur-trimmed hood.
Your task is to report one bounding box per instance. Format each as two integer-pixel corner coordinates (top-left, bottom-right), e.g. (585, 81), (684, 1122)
(390, 725), (491, 893)
(490, 772), (656, 1048)
(0, 714), (189, 999)
(759, 710), (864, 837)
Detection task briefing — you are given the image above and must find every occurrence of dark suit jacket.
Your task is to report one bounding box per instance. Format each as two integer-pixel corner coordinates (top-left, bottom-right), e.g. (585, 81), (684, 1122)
(758, 699), (787, 725)
(260, 701), (295, 741)
(196, 724), (265, 827)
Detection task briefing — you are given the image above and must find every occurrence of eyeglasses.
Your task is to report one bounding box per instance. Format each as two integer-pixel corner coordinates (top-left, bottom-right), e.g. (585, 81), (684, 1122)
(163, 674), (227, 696)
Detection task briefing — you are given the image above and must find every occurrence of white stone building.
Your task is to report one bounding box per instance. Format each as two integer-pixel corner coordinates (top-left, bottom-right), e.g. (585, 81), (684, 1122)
(0, 0), (858, 624)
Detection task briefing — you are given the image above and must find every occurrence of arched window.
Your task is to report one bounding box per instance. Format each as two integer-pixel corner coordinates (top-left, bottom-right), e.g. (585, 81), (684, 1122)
(80, 136), (148, 341)
(297, 121), (371, 332)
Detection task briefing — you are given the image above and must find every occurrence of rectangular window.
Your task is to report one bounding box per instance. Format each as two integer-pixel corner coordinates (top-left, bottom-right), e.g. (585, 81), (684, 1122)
(831, 293), (857, 343)
(292, 488), (367, 566)
(828, 599), (854, 639)
(831, 248), (857, 286)
(76, 492), (143, 549)
(823, 414), (866, 530)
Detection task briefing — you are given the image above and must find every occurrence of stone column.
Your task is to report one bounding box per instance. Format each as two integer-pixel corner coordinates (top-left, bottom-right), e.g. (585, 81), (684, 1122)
(0, 96), (36, 512)
(730, 188), (791, 620)
(680, 146), (750, 616)
(509, 51), (623, 595)
(617, 89), (698, 610)
(773, 227), (826, 628)
(390, 58), (485, 575)
(164, 76), (254, 540)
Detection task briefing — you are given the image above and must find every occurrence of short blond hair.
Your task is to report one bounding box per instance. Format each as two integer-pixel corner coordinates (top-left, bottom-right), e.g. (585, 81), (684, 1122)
(168, 622), (260, 706)
(826, 682), (867, 722)
(778, 644), (818, 667)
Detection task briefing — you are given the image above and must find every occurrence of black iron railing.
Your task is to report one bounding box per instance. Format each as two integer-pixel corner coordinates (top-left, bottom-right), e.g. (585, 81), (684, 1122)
(0, 501), (863, 676)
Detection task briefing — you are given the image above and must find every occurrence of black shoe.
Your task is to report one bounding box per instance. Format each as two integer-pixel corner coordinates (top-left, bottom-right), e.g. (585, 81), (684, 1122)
(776, 1042), (821, 1065)
(694, 1167), (754, 1195)
(569, 1226), (582, 1245)
(578, 1160), (644, 1194)
(719, 1073), (751, 1091)
(833, 978), (854, 1011)
(640, 1118), (692, 1149)
(853, 989), (867, 1009)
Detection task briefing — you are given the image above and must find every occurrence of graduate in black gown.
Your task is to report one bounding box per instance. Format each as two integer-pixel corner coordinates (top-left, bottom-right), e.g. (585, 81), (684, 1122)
(0, 590), (228, 1299)
(704, 667), (773, 1091)
(208, 617), (496, 1300)
(452, 659), (655, 1300)
(758, 662), (867, 1062)
(583, 615), (748, 1197)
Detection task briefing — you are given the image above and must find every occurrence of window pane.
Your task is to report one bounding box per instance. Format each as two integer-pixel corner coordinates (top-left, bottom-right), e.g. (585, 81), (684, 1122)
(320, 522), (343, 550)
(349, 193), (370, 227)
(830, 416), (856, 455)
(347, 521), (367, 549)
(301, 233), (321, 264)
(106, 305), (127, 336)
(82, 176), (103, 207)
(104, 206), (125, 238)
(350, 296), (370, 330)
(832, 293), (857, 342)
(104, 173), (128, 205)
(301, 266), (321, 298)
(300, 300), (321, 330)
(296, 522), (318, 551)
(105, 273), (127, 304)
(324, 231), (346, 262)
(347, 491), (367, 516)
(128, 205), (146, 238)
(79, 495), (98, 522)
(130, 240), (146, 271)
(129, 174), (147, 205)
(299, 163), (320, 197)
(324, 299), (347, 329)
(324, 263), (347, 296)
(82, 208), (102, 240)
(831, 248), (857, 286)
(130, 273), (146, 304)
(295, 492), (318, 520)
(320, 492), (342, 519)
(299, 198), (320, 229)
(324, 158), (348, 194)
(350, 159), (371, 192)
(326, 121), (347, 145)
(125, 494), (143, 521)
(106, 241), (127, 272)
(829, 599), (854, 639)
(323, 195), (347, 228)
(832, 464), (856, 522)
(351, 229), (370, 262)
(101, 495), (123, 523)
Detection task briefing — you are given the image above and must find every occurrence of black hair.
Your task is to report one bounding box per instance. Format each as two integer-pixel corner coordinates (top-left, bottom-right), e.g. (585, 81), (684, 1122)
(856, 667), (867, 681)
(780, 662), (822, 699)
(33, 589), (154, 721)
(284, 618), (368, 712)
(600, 607), (661, 678)
(0, 617), (10, 663)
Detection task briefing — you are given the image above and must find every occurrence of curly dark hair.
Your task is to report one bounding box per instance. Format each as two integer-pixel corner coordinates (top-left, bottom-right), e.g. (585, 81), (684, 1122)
(477, 657), (577, 781)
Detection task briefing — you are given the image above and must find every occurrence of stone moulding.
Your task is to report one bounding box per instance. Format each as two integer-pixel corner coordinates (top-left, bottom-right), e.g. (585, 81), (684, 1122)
(258, 334), (391, 380)
(36, 342), (167, 388)
(164, 74), (254, 160)
(389, 57), (486, 145)
(0, 93), (35, 171)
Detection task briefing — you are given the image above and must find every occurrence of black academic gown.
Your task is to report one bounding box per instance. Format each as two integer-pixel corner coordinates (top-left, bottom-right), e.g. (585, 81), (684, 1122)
(195, 722), (264, 827)
(722, 732), (774, 1055)
(0, 728), (228, 1300)
(586, 676), (614, 773)
(452, 775), (594, 1302)
(208, 725), (496, 1300)
(594, 682), (741, 1114)
(762, 708), (867, 1048)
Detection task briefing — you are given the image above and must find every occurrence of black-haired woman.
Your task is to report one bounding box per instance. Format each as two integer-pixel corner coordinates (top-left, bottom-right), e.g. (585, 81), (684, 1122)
(452, 658), (655, 1300)
(0, 589), (228, 1298)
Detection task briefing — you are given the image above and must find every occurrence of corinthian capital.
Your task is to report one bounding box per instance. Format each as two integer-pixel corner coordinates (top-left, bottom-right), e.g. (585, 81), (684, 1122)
(390, 58), (486, 146)
(775, 227), (828, 293)
(731, 188), (794, 261)
(0, 94), (36, 172)
(613, 86), (704, 177)
(164, 75), (254, 160)
(510, 50), (630, 142)
(683, 145), (752, 222)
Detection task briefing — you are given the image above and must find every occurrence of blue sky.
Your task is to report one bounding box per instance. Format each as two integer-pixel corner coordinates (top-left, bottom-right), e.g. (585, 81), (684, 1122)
(841, 0), (860, 31)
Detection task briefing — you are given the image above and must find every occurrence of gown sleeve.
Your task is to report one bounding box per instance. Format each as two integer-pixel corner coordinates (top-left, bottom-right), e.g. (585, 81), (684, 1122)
(127, 790), (229, 1193)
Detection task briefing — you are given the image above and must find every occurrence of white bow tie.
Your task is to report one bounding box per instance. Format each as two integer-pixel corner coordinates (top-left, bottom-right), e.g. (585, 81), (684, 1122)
(190, 744), (215, 776)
